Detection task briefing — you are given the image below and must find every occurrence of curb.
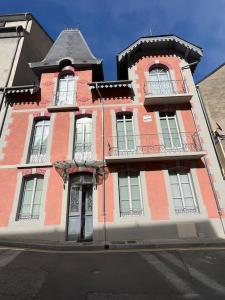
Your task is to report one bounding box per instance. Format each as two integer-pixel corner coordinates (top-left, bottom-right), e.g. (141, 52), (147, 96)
(1, 239), (225, 252)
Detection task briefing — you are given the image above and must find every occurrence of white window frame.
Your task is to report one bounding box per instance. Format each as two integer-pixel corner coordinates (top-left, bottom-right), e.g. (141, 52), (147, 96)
(159, 112), (182, 150)
(56, 73), (75, 106)
(169, 170), (199, 215)
(17, 176), (44, 220)
(149, 67), (174, 95)
(118, 172), (143, 217)
(28, 119), (50, 164)
(116, 114), (136, 152)
(74, 117), (92, 161)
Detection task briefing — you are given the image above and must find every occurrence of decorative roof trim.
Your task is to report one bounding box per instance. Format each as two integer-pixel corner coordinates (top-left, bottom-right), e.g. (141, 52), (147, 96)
(0, 85), (39, 95)
(89, 80), (132, 89)
(117, 35), (203, 61)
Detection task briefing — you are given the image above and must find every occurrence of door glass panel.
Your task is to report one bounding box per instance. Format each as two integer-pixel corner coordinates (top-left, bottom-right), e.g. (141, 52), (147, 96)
(85, 186), (93, 212)
(70, 186), (80, 213)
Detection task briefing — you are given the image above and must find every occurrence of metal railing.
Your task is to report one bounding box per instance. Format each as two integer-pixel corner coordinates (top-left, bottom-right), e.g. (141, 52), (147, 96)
(107, 132), (202, 157)
(74, 144), (93, 161)
(175, 207), (199, 215)
(16, 213), (39, 220)
(144, 80), (188, 96)
(54, 91), (76, 106)
(28, 148), (47, 164)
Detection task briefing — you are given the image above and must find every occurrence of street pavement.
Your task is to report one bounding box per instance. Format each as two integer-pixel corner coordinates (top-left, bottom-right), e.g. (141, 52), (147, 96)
(0, 247), (225, 299)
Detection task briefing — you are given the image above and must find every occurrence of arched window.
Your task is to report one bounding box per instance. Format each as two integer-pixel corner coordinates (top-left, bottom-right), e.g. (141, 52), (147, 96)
(56, 73), (75, 106)
(116, 112), (135, 152)
(17, 175), (44, 220)
(74, 117), (92, 161)
(28, 119), (50, 163)
(149, 66), (173, 95)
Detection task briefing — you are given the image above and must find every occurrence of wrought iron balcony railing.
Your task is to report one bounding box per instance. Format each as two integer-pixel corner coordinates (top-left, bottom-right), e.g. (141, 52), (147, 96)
(144, 80), (188, 96)
(74, 144), (93, 161)
(107, 132), (202, 157)
(28, 146), (47, 164)
(54, 91), (76, 106)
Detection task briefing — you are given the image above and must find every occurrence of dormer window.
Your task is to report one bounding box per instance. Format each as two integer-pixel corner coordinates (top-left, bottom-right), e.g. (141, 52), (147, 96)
(149, 66), (173, 95)
(56, 73), (75, 106)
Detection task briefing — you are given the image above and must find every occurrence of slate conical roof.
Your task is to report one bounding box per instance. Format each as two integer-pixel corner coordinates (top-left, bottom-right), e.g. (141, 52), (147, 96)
(30, 29), (102, 70)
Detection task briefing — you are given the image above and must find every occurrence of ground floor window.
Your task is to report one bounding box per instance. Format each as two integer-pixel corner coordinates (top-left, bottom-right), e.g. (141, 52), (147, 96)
(169, 169), (199, 215)
(17, 176), (44, 220)
(118, 172), (143, 216)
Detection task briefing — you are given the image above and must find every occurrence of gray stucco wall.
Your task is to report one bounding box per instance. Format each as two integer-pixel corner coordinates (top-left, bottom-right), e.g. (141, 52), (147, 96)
(199, 65), (225, 133)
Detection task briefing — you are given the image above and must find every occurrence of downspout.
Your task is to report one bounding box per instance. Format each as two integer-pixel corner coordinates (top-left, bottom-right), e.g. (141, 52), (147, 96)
(95, 83), (107, 247)
(0, 14), (29, 138)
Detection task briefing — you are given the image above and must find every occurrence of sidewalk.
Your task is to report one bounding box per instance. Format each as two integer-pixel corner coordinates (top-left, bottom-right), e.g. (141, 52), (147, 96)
(1, 238), (225, 252)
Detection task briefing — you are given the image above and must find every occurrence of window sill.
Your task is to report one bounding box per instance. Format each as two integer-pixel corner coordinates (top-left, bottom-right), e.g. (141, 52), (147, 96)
(47, 105), (79, 112)
(17, 162), (53, 169)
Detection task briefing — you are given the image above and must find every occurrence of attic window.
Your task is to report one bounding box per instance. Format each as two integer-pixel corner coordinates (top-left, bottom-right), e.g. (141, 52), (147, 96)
(59, 59), (72, 69)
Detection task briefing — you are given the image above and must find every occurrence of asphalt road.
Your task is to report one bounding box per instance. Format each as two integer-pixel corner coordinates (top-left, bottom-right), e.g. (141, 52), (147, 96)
(0, 247), (225, 299)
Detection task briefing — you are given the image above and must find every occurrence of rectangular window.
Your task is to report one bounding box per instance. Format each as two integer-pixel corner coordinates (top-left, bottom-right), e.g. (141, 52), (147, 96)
(74, 117), (92, 161)
(169, 170), (199, 215)
(28, 119), (50, 164)
(116, 114), (135, 152)
(118, 172), (143, 216)
(17, 176), (44, 220)
(159, 112), (182, 149)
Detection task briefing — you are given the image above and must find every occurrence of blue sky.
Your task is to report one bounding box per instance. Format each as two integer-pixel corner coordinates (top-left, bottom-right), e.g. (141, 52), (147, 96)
(1, 0), (225, 81)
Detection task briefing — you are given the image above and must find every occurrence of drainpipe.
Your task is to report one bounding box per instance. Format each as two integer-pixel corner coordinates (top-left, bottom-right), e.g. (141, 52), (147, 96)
(0, 14), (29, 138)
(95, 83), (107, 247)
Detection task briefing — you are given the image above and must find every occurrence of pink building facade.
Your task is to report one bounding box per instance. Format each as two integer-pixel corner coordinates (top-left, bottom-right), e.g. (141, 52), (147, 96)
(0, 30), (225, 242)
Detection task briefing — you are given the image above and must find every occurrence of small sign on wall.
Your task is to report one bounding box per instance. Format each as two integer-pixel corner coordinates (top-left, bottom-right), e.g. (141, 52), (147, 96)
(143, 115), (152, 122)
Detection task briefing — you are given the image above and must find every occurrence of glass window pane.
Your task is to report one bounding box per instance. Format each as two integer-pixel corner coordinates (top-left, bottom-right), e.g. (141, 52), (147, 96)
(25, 179), (34, 190)
(117, 121), (124, 135)
(171, 183), (181, 198)
(169, 174), (178, 184)
(59, 80), (67, 91)
(120, 200), (130, 213)
(132, 200), (141, 210)
(32, 204), (40, 217)
(131, 185), (140, 201)
(119, 186), (129, 200)
(20, 204), (30, 216)
(33, 190), (42, 205)
(119, 176), (128, 187)
(182, 183), (192, 198)
(22, 190), (32, 205)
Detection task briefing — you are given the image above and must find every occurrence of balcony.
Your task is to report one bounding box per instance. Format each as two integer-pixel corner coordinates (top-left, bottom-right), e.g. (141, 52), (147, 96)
(47, 91), (78, 112)
(144, 80), (193, 105)
(106, 132), (206, 163)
